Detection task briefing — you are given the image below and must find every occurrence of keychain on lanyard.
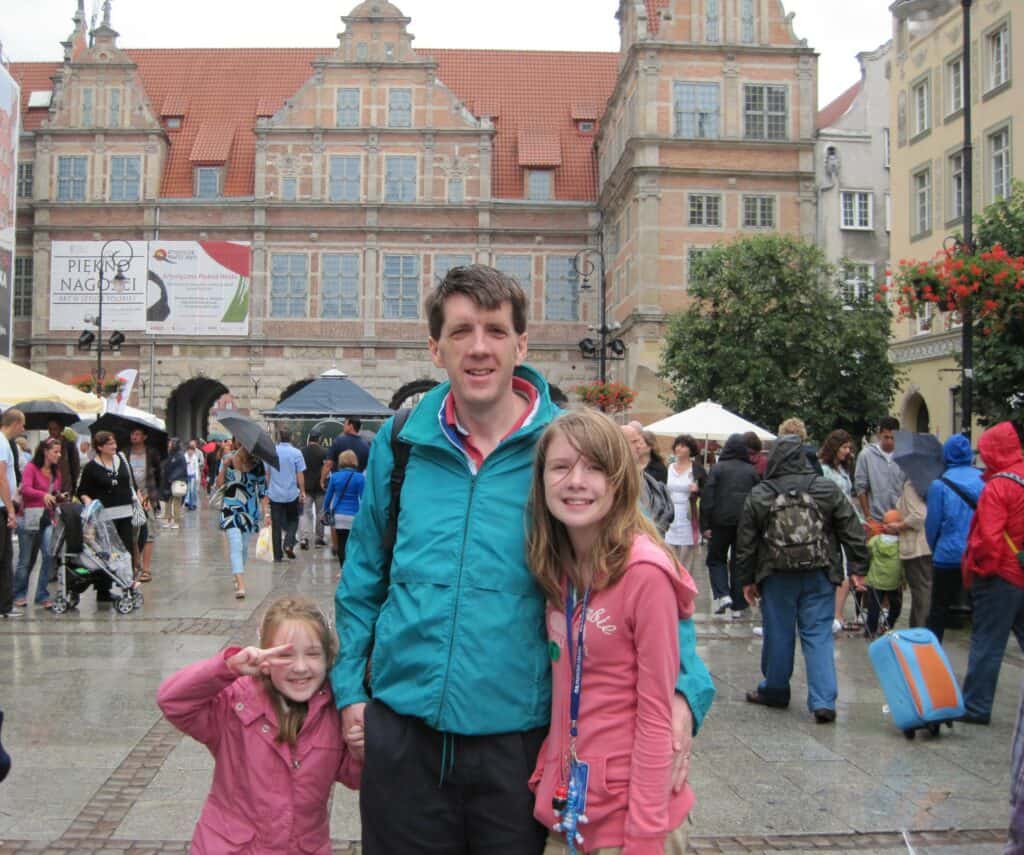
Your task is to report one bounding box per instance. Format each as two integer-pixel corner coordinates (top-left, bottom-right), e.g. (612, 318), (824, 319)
(552, 585), (591, 853)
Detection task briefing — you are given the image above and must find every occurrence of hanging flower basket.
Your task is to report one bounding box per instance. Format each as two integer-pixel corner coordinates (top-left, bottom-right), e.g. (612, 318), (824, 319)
(575, 381), (636, 413)
(70, 374), (123, 395)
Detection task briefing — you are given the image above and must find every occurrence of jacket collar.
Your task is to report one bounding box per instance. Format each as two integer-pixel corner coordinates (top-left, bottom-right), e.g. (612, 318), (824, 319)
(232, 675), (333, 728)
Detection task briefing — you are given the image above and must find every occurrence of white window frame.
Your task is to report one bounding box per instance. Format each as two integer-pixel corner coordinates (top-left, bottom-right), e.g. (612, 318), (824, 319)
(673, 82), (720, 140)
(447, 176), (464, 204)
(912, 78), (931, 137)
(16, 162), (33, 199)
(280, 176), (297, 201)
(840, 261), (874, 303)
(382, 253), (420, 319)
(320, 253), (360, 319)
(988, 24), (1010, 91)
(387, 88), (412, 128)
(742, 195), (775, 229)
(949, 150), (965, 221)
(990, 126), (1012, 202)
(81, 87), (93, 127)
(108, 88), (121, 127)
(885, 192), (892, 233)
(526, 169), (553, 201)
(269, 253), (308, 318)
(840, 190), (873, 230)
(384, 155), (417, 203)
(57, 155), (87, 201)
(740, 0), (755, 43)
(947, 55), (964, 115)
(336, 88), (360, 128)
(913, 168), (932, 236)
(194, 166), (221, 199)
(688, 193), (722, 228)
(706, 0), (720, 41)
(13, 256), (33, 318)
(329, 155), (361, 203)
(544, 256), (579, 322)
(914, 301), (934, 336)
(494, 254), (532, 304)
(883, 127), (891, 168)
(744, 84), (788, 141)
(109, 155), (141, 202)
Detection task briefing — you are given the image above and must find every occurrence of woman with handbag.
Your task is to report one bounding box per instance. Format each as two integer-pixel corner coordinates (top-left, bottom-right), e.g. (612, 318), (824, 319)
(214, 446), (267, 599)
(323, 450), (365, 571)
(13, 438), (64, 609)
(162, 440), (188, 529)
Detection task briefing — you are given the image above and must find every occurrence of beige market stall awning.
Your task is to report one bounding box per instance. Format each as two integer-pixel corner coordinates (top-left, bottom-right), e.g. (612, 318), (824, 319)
(0, 360), (104, 415)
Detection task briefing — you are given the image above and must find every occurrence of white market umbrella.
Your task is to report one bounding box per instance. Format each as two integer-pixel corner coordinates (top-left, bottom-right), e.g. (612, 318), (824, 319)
(645, 400), (775, 443)
(0, 360), (104, 415)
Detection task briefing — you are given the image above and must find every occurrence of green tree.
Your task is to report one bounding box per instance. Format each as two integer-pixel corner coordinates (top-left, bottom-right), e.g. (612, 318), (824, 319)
(660, 234), (899, 442)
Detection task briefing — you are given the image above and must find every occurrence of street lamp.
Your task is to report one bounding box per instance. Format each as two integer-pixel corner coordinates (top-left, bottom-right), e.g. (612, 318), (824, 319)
(572, 248), (625, 383)
(78, 239), (134, 396)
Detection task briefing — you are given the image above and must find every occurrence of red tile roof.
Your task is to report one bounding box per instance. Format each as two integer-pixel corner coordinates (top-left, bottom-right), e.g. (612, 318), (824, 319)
(645, 0), (671, 36)
(816, 80), (862, 130)
(571, 101), (601, 121)
(189, 122), (235, 163)
(516, 128), (562, 167)
(11, 46), (619, 201)
(160, 94), (188, 116)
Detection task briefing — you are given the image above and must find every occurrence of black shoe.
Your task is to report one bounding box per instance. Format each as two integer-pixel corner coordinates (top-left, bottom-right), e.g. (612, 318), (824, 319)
(299, 539), (309, 551)
(959, 713), (991, 725)
(284, 547), (296, 560)
(315, 538), (327, 548)
(813, 708), (836, 724)
(745, 690), (788, 709)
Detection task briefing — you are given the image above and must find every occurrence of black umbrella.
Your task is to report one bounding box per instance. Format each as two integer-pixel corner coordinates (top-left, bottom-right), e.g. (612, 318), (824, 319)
(892, 430), (944, 499)
(91, 412), (169, 458)
(214, 411), (280, 470)
(10, 400), (80, 431)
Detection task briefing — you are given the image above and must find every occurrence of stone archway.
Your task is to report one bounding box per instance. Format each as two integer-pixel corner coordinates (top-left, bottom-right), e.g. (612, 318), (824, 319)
(389, 379), (439, 410)
(166, 376), (230, 441)
(902, 391), (931, 435)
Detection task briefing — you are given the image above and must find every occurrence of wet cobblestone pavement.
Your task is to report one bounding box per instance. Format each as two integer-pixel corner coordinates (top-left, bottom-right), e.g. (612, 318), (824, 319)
(0, 506), (1017, 853)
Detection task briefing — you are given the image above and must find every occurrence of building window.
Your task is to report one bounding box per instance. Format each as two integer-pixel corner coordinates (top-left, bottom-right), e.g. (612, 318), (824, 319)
(269, 253), (308, 318)
(840, 190), (873, 230)
(914, 301), (934, 335)
(687, 246), (711, 289)
(57, 155), (87, 201)
(545, 256), (579, 322)
(356, 42), (368, 61)
(988, 24), (1010, 91)
(495, 254), (532, 298)
(321, 253), (360, 319)
(16, 162), (33, 199)
(913, 168), (932, 236)
(165, 116), (182, 129)
(912, 78), (930, 137)
(947, 56), (964, 114)
(108, 88), (121, 127)
(382, 254), (420, 319)
(744, 85), (787, 140)
(688, 193), (721, 227)
(840, 262), (874, 303)
(329, 155), (361, 202)
(281, 176), (297, 201)
(673, 82), (720, 139)
(82, 87), (93, 127)
(384, 156), (417, 202)
(336, 88), (360, 128)
(742, 195), (775, 229)
(13, 257), (33, 318)
(384, 43), (395, 60)
(885, 193), (892, 232)
(388, 88), (412, 128)
(990, 127), (1011, 201)
(705, 0), (719, 41)
(433, 254), (473, 283)
(950, 151), (965, 221)
(194, 166), (221, 199)
(526, 169), (553, 201)
(448, 176), (464, 204)
(883, 128), (890, 168)
(109, 155), (141, 201)
(740, 0), (755, 43)
(577, 121), (595, 133)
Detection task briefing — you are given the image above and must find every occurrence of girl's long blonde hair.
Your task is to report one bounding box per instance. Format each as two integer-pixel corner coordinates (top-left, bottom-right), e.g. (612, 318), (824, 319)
(257, 596), (339, 745)
(527, 408), (677, 605)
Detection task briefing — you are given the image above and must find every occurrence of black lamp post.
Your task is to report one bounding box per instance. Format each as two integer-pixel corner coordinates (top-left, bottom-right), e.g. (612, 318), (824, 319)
(79, 239), (133, 397)
(572, 248), (625, 384)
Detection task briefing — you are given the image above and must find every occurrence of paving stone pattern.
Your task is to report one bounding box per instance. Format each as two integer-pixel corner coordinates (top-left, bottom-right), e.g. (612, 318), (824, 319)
(0, 507), (1016, 853)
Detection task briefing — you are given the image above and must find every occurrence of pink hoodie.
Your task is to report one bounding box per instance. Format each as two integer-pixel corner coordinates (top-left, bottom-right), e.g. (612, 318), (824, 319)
(531, 534), (698, 855)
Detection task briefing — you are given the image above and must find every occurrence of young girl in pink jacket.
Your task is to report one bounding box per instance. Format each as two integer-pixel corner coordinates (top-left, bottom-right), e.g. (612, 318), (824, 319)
(527, 409), (699, 855)
(157, 596), (360, 854)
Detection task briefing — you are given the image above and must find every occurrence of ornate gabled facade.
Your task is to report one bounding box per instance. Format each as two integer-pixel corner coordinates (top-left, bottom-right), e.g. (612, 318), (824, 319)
(11, 0), (816, 435)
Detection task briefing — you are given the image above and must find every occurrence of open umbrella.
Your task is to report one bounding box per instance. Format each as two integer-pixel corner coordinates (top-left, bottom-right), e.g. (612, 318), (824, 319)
(892, 430), (944, 499)
(214, 411), (280, 470)
(9, 400), (80, 431)
(91, 412), (169, 458)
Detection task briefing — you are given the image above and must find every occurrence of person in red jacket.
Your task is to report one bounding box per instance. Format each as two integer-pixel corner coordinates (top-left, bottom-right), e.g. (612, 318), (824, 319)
(960, 421), (1024, 725)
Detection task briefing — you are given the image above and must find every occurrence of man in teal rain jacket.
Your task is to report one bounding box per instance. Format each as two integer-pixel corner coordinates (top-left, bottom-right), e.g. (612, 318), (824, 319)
(331, 264), (715, 854)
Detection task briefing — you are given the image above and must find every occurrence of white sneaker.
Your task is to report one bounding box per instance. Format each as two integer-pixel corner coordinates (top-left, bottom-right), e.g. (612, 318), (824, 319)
(752, 626), (763, 637)
(712, 596), (732, 616)
(832, 618), (843, 634)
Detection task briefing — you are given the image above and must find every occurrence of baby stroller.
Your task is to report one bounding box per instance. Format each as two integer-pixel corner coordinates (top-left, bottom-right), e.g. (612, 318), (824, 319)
(49, 500), (143, 615)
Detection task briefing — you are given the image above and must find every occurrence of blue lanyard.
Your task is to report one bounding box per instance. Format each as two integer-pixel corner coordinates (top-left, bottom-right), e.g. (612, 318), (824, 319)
(565, 585), (591, 742)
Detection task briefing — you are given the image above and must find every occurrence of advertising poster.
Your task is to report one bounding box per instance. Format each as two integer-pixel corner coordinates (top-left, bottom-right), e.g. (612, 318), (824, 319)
(0, 64), (19, 360)
(49, 240), (149, 331)
(145, 241), (251, 335)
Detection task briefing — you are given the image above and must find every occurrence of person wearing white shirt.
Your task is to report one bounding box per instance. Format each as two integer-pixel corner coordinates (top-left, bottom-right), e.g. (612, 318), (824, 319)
(0, 409), (26, 618)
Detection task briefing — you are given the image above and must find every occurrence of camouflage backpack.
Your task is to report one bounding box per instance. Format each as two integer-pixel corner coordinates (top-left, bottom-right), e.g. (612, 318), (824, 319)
(762, 478), (832, 572)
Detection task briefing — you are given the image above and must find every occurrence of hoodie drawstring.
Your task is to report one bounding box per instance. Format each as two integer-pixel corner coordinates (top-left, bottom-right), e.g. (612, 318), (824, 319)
(439, 732), (457, 786)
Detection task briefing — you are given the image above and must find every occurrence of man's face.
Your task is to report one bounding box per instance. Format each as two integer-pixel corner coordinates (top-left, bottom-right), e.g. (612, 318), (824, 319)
(47, 420), (61, 438)
(344, 421), (356, 436)
(878, 429), (895, 454)
(428, 294), (527, 414)
(130, 429), (146, 447)
(621, 426), (650, 467)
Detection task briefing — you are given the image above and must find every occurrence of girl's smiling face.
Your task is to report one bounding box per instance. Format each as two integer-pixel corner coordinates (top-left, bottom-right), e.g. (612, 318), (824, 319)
(543, 429), (614, 550)
(263, 619), (327, 704)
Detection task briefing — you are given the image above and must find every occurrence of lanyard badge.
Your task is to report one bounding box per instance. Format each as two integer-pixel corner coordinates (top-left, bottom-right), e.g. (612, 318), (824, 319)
(552, 586), (591, 854)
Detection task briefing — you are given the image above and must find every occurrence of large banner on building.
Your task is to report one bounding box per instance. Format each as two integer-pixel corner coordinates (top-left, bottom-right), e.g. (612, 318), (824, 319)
(49, 240), (250, 335)
(145, 241), (250, 335)
(0, 64), (20, 360)
(50, 241), (149, 331)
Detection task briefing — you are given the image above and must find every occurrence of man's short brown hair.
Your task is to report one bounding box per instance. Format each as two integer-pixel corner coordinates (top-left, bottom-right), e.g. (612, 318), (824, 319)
(425, 264), (527, 340)
(2, 408), (25, 429)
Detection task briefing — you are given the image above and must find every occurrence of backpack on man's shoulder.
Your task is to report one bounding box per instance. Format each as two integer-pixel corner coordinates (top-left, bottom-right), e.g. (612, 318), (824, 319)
(762, 477), (832, 572)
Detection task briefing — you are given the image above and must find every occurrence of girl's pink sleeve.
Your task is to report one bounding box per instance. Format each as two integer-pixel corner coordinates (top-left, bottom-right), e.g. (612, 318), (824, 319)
(336, 744), (363, 789)
(19, 466), (47, 503)
(623, 567), (681, 854)
(156, 648), (242, 750)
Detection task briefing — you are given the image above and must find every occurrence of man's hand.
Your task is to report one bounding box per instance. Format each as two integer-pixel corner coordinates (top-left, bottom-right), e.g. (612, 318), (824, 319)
(670, 693), (694, 793)
(743, 584), (759, 606)
(342, 702), (367, 761)
(850, 574), (867, 592)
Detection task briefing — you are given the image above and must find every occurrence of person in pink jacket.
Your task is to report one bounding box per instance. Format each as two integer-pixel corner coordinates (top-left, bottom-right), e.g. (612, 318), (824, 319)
(527, 409), (699, 855)
(157, 596), (361, 854)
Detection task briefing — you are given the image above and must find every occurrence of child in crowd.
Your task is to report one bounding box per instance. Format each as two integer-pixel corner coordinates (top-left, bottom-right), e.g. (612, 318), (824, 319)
(157, 596), (360, 854)
(526, 409), (698, 855)
(861, 509), (905, 638)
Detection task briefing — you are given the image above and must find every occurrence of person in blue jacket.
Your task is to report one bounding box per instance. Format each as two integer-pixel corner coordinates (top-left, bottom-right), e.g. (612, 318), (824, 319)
(331, 264), (715, 855)
(323, 449), (365, 570)
(924, 433), (983, 642)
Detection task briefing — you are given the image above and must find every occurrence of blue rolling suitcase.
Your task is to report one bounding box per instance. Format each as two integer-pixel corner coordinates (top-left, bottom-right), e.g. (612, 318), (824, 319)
(868, 627), (965, 739)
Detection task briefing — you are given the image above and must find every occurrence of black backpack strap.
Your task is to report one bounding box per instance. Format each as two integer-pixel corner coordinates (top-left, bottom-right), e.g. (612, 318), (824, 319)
(940, 476), (978, 510)
(381, 408), (412, 585)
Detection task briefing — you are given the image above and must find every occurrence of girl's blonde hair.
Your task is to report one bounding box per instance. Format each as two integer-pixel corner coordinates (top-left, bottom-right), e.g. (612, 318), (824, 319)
(527, 408), (677, 605)
(257, 596), (338, 745)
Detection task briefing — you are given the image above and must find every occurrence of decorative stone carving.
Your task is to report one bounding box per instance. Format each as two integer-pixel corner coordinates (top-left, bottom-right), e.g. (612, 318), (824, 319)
(913, 49), (927, 69)
(897, 92), (907, 146)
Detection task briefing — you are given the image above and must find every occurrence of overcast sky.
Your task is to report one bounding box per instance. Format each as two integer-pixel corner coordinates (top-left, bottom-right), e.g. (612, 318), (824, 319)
(1, 0), (893, 107)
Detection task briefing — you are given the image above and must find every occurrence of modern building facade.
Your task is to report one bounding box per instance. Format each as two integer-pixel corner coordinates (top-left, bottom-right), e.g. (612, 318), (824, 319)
(888, 0), (1019, 437)
(11, 1), (817, 435)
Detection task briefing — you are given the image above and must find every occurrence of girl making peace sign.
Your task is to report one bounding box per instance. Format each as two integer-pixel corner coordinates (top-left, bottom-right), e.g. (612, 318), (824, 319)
(157, 596), (360, 853)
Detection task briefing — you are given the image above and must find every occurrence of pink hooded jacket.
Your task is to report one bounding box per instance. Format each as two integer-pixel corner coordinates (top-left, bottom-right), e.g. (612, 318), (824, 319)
(531, 534), (698, 855)
(157, 649), (360, 854)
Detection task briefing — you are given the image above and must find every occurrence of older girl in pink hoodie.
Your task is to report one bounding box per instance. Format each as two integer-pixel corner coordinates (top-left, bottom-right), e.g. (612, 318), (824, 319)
(527, 409), (699, 855)
(157, 596), (360, 854)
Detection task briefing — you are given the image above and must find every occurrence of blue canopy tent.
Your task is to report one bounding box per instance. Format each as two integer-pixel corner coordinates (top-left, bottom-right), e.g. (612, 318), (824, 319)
(261, 369), (394, 420)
